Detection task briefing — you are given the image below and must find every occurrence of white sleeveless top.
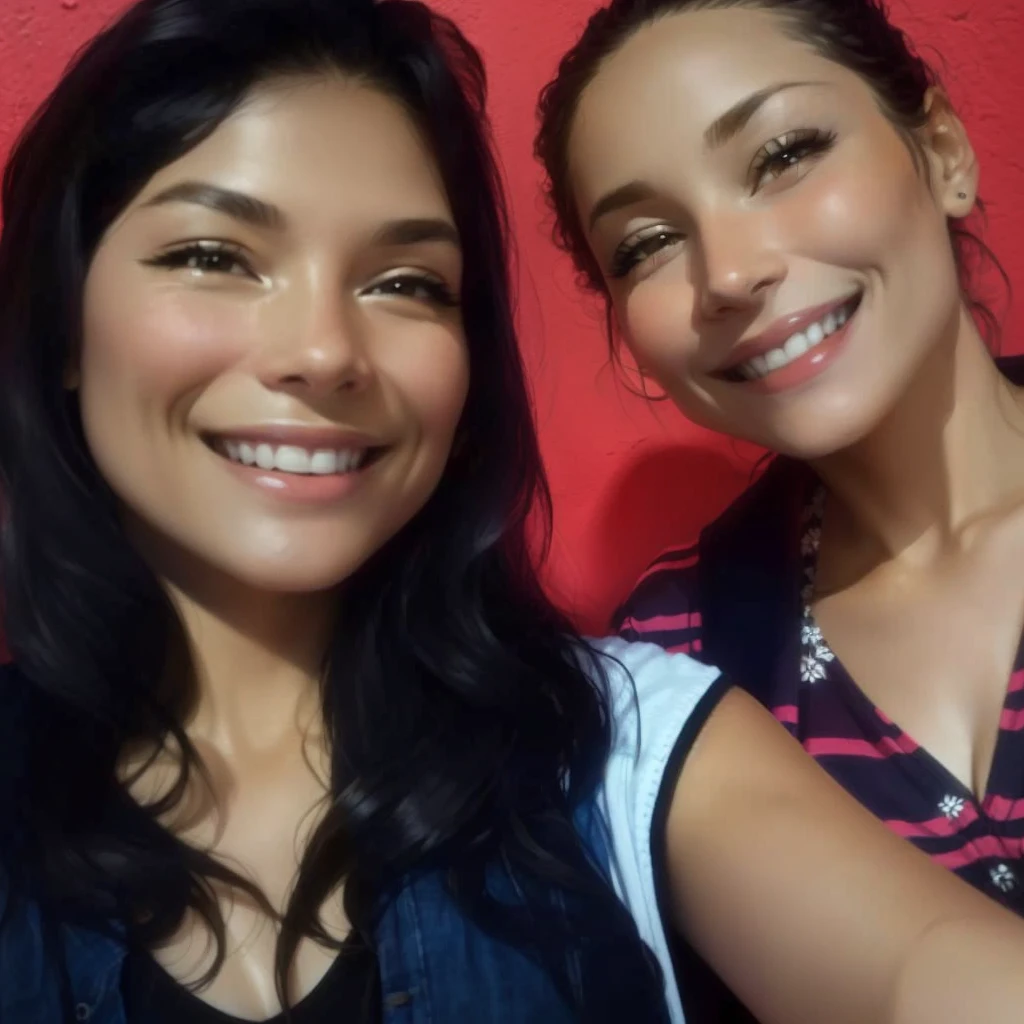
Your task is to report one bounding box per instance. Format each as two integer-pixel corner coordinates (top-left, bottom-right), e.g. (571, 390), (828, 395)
(589, 637), (727, 1024)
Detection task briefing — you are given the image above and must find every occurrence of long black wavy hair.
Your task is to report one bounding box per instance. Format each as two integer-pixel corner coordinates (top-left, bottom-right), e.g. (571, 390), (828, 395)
(0, 0), (664, 1018)
(535, 0), (1010, 351)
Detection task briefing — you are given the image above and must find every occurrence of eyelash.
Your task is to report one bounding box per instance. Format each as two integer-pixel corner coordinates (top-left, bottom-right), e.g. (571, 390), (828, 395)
(749, 127), (837, 187)
(144, 241), (253, 276)
(609, 229), (682, 280)
(144, 243), (459, 308)
(608, 127), (837, 280)
(365, 275), (460, 308)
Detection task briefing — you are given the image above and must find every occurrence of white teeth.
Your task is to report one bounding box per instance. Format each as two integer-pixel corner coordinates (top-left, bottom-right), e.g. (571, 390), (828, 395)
(218, 442), (371, 476)
(309, 450), (338, 475)
(734, 298), (857, 381)
(274, 445), (311, 474)
(783, 332), (809, 360)
(255, 443), (275, 470)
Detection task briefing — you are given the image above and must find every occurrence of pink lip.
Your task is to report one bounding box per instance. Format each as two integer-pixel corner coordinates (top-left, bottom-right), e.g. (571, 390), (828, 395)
(204, 427), (387, 505)
(739, 302), (860, 395)
(717, 293), (861, 374)
(217, 455), (375, 504)
(205, 423), (386, 450)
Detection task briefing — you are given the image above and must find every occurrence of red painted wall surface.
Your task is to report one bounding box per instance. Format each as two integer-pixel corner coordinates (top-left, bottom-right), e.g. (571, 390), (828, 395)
(1, 0), (1021, 635)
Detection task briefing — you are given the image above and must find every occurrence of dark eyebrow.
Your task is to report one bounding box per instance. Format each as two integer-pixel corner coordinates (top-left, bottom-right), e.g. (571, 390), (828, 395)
(587, 81), (831, 230)
(371, 218), (461, 249)
(142, 182), (285, 230)
(143, 184), (458, 251)
(587, 181), (659, 232)
(704, 80), (828, 149)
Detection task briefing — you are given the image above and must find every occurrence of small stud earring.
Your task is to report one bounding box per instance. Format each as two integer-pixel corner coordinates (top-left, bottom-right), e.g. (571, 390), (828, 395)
(957, 191), (968, 199)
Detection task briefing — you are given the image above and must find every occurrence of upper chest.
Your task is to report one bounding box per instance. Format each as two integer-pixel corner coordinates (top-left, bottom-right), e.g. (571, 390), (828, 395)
(122, 736), (345, 1018)
(807, 509), (1024, 796)
(23, 830), (619, 1024)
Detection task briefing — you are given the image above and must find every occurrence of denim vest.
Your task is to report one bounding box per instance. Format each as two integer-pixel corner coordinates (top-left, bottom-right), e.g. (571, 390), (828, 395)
(0, 665), (671, 1024)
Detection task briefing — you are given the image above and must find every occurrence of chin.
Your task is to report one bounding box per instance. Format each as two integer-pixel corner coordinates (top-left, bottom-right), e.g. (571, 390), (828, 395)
(215, 547), (375, 595)
(754, 413), (881, 462)
(711, 383), (892, 461)
(767, 435), (860, 461)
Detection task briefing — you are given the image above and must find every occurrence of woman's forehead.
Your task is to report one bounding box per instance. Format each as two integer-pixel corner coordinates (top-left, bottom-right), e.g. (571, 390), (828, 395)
(129, 76), (453, 227)
(567, 9), (859, 199)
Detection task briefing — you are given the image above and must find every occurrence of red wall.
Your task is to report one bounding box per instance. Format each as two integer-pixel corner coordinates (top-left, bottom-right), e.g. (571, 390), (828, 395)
(2, 0), (1021, 634)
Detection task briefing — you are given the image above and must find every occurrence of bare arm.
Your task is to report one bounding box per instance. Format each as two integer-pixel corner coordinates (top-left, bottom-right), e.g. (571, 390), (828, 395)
(668, 687), (1024, 1024)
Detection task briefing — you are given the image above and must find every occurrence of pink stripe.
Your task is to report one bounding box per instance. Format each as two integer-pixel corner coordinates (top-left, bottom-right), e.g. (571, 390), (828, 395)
(772, 704), (799, 725)
(1000, 707), (1024, 731)
(634, 550), (698, 586)
(804, 735), (914, 759)
(984, 795), (1024, 822)
(885, 806), (979, 839)
(870, 709), (922, 754)
(623, 611), (701, 634)
(933, 834), (1024, 872)
(1009, 670), (1024, 694)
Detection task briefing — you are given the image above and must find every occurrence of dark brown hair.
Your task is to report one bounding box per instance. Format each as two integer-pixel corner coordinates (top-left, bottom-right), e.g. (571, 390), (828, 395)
(535, 0), (1008, 345)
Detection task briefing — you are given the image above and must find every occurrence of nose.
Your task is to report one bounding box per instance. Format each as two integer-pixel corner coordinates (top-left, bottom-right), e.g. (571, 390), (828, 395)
(256, 285), (373, 398)
(694, 207), (786, 320)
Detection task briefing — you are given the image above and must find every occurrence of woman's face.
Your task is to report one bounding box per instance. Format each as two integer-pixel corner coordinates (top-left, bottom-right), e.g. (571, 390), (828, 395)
(81, 75), (469, 593)
(568, 7), (976, 458)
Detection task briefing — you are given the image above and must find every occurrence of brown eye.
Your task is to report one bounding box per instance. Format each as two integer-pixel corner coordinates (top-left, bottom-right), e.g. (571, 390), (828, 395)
(365, 274), (459, 308)
(144, 242), (254, 278)
(609, 229), (684, 280)
(750, 129), (837, 190)
(182, 250), (244, 274)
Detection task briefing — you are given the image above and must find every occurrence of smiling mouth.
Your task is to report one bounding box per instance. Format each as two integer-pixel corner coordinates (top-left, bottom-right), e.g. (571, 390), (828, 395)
(205, 437), (388, 476)
(720, 292), (863, 383)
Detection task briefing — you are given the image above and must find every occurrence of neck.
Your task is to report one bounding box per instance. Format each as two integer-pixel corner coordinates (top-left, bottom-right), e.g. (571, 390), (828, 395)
(170, 583), (334, 753)
(130, 541), (338, 753)
(810, 308), (1024, 562)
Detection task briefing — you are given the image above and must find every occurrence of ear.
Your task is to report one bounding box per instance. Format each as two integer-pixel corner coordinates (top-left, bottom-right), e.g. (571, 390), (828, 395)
(64, 364), (81, 391)
(918, 87), (978, 218)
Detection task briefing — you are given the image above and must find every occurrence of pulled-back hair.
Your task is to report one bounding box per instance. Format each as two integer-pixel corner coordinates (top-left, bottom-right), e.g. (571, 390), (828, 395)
(536, 0), (1009, 345)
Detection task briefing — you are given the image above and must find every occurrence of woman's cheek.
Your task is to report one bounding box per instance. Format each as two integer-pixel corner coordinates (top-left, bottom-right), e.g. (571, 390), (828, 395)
(620, 274), (700, 377)
(82, 261), (248, 402)
(794, 135), (925, 270)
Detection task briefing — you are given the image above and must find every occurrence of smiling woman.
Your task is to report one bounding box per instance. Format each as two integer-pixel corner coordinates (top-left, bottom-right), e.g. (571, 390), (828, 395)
(79, 76), (468, 594)
(0, 1), (676, 1020)
(540, 3), (995, 454)
(537, 0), (1024, 1020)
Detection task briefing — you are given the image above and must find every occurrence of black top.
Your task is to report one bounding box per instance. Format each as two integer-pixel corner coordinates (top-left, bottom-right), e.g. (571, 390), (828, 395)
(121, 936), (381, 1024)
